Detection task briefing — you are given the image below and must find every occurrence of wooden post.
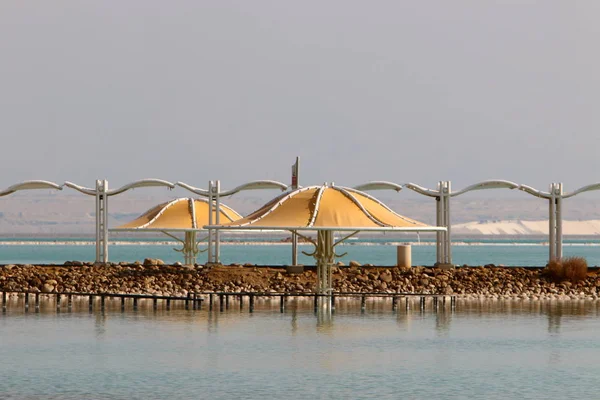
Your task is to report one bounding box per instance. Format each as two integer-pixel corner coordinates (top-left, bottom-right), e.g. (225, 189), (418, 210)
(225, 294), (230, 310)
(133, 297), (138, 310)
(239, 295), (244, 310)
(361, 295), (366, 312)
(209, 293), (214, 311)
(405, 297), (410, 311)
(331, 294), (335, 311)
(192, 294), (197, 310)
(89, 295), (93, 310)
(101, 295), (105, 310)
(35, 293), (40, 312)
(153, 298), (158, 310)
(121, 297), (125, 311)
(249, 294), (255, 313)
(68, 294), (72, 310)
(2, 292), (6, 312)
(280, 295), (285, 313)
(219, 294), (224, 312)
(420, 297), (425, 311)
(185, 294), (190, 310)
(25, 293), (29, 311)
(56, 294), (61, 310)
(197, 295), (202, 311)
(392, 296), (398, 311)
(166, 298), (171, 310)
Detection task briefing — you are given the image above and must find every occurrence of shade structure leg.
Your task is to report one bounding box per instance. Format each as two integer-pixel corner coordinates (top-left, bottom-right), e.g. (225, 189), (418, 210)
(183, 231), (198, 266)
(315, 230), (335, 295)
(95, 179), (109, 264)
(549, 184), (556, 261)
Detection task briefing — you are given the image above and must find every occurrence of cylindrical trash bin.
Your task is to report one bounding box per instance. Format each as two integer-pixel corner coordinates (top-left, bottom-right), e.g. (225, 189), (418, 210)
(397, 244), (412, 268)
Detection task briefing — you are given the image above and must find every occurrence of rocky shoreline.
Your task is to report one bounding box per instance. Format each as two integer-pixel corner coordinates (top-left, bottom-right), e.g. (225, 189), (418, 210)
(1, 260), (599, 300)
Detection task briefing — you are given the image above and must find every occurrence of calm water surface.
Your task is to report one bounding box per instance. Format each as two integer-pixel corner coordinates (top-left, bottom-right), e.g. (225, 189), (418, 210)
(1, 298), (600, 399)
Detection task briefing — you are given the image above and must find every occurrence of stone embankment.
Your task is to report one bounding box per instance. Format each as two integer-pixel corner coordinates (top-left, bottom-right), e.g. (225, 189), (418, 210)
(1, 259), (599, 300)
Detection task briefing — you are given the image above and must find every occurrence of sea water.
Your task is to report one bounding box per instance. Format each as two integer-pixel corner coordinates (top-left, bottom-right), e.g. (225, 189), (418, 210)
(1, 238), (600, 266)
(1, 299), (599, 399)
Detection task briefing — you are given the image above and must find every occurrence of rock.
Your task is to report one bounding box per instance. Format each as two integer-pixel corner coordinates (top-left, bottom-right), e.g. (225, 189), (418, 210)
(45, 279), (58, 286)
(336, 261), (345, 267)
(173, 262), (183, 267)
(42, 283), (55, 293)
(349, 260), (361, 267)
(379, 271), (393, 283)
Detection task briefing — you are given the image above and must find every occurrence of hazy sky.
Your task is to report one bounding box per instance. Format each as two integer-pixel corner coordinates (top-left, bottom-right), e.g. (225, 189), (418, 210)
(1, 1), (599, 194)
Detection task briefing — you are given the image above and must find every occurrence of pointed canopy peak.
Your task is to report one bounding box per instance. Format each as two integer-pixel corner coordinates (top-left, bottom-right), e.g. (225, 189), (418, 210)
(212, 184), (430, 231)
(116, 198), (242, 231)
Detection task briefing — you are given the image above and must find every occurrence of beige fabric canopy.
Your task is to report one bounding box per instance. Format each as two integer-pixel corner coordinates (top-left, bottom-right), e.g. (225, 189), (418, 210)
(116, 198), (242, 231)
(206, 184), (444, 294)
(112, 198), (242, 266)
(208, 185), (431, 231)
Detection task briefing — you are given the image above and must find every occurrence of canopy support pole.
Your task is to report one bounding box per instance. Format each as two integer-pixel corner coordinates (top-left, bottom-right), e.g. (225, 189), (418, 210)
(207, 180), (214, 264)
(556, 182), (563, 260)
(291, 157), (300, 265)
(549, 183), (556, 261)
(215, 180), (221, 264)
(95, 179), (109, 264)
(444, 181), (452, 264)
(435, 182), (444, 264)
(316, 230), (335, 295)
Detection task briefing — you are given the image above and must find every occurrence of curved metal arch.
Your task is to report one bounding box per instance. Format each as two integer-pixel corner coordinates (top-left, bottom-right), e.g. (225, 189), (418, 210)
(517, 184), (552, 199)
(176, 180), (288, 197)
(353, 181), (403, 192)
(0, 180), (63, 197)
(63, 181), (96, 195)
(403, 183), (440, 197)
(354, 181), (440, 197)
(64, 179), (175, 196)
(107, 179), (175, 196)
(562, 183), (600, 199)
(450, 180), (520, 197)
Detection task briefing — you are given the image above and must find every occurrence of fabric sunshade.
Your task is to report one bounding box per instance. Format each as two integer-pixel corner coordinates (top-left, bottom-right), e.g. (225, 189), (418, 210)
(116, 198), (242, 231)
(206, 185), (433, 231)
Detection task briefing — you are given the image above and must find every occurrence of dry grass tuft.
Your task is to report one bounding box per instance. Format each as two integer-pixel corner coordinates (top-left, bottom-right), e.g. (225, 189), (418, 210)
(544, 256), (588, 283)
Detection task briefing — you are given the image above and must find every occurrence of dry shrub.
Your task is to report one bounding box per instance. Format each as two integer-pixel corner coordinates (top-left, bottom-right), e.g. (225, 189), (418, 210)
(544, 256), (588, 283)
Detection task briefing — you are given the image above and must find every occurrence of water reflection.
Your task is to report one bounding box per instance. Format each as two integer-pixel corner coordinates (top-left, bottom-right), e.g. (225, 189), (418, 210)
(94, 311), (106, 338)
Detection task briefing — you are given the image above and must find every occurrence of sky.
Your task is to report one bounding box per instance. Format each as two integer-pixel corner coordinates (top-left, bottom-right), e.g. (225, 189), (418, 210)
(1, 1), (599, 195)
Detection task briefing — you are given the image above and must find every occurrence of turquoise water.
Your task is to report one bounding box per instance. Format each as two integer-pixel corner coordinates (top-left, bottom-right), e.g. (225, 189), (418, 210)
(1, 299), (600, 399)
(2, 239), (600, 266)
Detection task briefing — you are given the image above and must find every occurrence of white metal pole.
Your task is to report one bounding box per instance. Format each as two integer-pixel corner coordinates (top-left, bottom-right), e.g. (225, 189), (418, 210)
(556, 182), (563, 260)
(291, 157), (299, 265)
(439, 182), (446, 263)
(95, 180), (101, 263)
(102, 179), (109, 263)
(445, 181), (452, 264)
(435, 182), (442, 264)
(215, 180), (221, 264)
(549, 183), (556, 261)
(207, 180), (213, 264)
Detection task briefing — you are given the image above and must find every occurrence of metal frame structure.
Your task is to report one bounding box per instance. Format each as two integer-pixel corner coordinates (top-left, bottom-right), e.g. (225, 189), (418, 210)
(175, 179), (288, 264)
(64, 179), (176, 263)
(6, 176), (600, 266)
